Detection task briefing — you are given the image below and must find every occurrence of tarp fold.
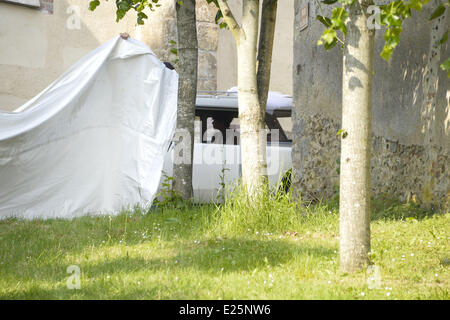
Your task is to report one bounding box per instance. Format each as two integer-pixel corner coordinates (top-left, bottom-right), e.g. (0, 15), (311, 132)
(0, 37), (178, 219)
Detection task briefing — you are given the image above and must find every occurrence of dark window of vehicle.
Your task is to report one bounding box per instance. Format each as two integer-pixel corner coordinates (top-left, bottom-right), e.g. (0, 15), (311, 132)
(195, 107), (291, 144)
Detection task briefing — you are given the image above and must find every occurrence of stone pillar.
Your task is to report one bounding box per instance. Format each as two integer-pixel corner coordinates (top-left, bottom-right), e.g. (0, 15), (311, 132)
(139, 0), (218, 92)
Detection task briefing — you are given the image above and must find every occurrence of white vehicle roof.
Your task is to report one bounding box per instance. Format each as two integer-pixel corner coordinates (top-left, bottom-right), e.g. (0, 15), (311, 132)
(196, 88), (292, 114)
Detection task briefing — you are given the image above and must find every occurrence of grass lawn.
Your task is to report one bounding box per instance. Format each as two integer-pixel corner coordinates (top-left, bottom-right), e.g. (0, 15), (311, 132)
(0, 193), (448, 300)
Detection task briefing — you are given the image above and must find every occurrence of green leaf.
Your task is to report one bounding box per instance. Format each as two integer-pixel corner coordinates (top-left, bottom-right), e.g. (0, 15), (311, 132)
(321, 0), (338, 4)
(116, 9), (127, 22)
(435, 30), (448, 47)
(336, 129), (348, 138)
(384, 26), (402, 48)
(429, 4), (446, 21)
(440, 57), (450, 77)
(316, 15), (332, 28)
(215, 10), (224, 24)
(137, 11), (148, 25)
(322, 28), (337, 44)
(380, 45), (394, 61)
(117, 1), (131, 12)
(89, 0), (100, 11)
(324, 37), (338, 50)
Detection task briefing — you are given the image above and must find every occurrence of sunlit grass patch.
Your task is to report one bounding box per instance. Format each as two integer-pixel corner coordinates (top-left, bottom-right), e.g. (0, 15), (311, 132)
(0, 192), (448, 299)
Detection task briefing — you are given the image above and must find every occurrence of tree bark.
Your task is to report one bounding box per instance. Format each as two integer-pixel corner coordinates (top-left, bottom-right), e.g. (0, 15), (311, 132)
(238, 0), (267, 194)
(256, 0), (277, 185)
(218, 0), (269, 195)
(339, 0), (374, 273)
(257, 0), (277, 114)
(173, 0), (198, 199)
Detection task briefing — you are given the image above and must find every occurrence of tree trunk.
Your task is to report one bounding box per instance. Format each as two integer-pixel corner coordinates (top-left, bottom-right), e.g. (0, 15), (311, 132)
(257, 0), (277, 114)
(238, 0), (266, 195)
(256, 0), (278, 184)
(339, 0), (374, 273)
(173, 0), (198, 199)
(216, 0), (276, 196)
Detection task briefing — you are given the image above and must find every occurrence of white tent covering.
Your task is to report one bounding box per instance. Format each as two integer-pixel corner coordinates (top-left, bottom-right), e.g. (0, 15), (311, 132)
(0, 37), (178, 219)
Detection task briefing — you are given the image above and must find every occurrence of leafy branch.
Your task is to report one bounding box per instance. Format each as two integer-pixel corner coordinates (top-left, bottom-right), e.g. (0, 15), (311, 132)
(88, 0), (162, 25)
(205, 0), (230, 29)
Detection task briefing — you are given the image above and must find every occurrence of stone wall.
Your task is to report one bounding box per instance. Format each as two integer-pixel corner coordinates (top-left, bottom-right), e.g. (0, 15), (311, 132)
(145, 0), (219, 92)
(294, 113), (449, 206)
(292, 0), (449, 208)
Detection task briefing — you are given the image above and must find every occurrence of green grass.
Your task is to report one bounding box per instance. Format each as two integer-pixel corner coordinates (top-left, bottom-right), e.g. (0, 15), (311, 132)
(0, 191), (448, 300)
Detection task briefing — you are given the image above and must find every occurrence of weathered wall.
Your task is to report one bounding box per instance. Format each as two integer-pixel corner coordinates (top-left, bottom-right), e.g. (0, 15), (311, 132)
(217, 0), (294, 95)
(292, 0), (449, 208)
(0, 0), (143, 111)
(0, 0), (293, 109)
(0, 0), (219, 111)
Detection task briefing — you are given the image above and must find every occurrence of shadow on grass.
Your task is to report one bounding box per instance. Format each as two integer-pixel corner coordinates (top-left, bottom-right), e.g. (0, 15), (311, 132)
(0, 280), (183, 300)
(0, 204), (212, 259)
(86, 238), (334, 274)
(0, 238), (335, 299)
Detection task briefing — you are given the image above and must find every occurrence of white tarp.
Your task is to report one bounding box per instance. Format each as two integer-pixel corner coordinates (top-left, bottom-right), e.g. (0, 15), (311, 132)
(0, 36), (178, 219)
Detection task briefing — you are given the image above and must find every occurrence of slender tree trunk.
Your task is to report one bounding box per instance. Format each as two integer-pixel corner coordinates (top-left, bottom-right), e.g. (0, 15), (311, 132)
(257, 0), (277, 113)
(173, 0), (198, 199)
(256, 0), (278, 183)
(339, 0), (374, 273)
(217, 0), (277, 196)
(238, 0), (266, 194)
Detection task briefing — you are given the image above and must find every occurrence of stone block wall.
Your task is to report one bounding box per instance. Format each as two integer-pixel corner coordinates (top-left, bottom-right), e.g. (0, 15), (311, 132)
(147, 0), (219, 92)
(292, 0), (449, 208)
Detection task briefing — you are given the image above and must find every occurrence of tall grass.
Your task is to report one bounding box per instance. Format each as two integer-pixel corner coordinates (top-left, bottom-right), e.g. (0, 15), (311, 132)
(210, 183), (339, 237)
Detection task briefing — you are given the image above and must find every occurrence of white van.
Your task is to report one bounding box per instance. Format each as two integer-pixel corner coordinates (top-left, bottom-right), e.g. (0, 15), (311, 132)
(160, 90), (292, 202)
